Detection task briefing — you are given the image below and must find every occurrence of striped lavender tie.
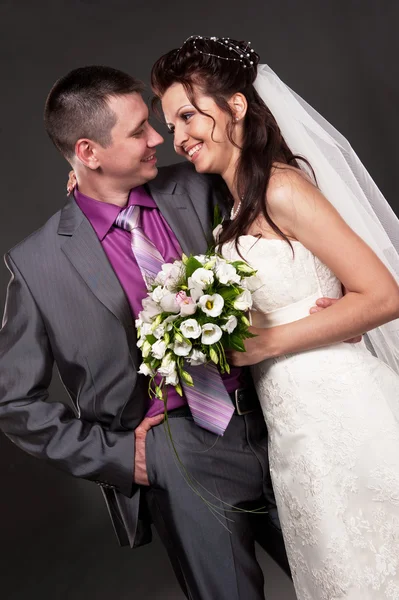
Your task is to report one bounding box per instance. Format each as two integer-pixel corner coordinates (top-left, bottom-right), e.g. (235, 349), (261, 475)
(116, 204), (235, 436)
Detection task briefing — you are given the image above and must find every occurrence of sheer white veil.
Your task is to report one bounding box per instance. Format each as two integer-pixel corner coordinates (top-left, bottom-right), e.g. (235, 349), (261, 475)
(254, 64), (399, 373)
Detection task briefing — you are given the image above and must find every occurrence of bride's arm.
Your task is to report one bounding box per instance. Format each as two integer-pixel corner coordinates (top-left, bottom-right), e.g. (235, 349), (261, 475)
(232, 169), (399, 365)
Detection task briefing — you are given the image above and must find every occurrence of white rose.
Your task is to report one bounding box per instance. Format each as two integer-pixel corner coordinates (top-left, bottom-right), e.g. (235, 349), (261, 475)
(221, 315), (238, 333)
(160, 292), (180, 314)
(190, 267), (214, 288)
(188, 349), (207, 366)
(180, 319), (202, 339)
(233, 289), (253, 311)
(152, 339), (167, 359)
(151, 285), (169, 303)
(173, 339), (192, 356)
(201, 323), (223, 345)
(215, 262), (241, 285)
(199, 294), (224, 318)
(138, 363), (154, 377)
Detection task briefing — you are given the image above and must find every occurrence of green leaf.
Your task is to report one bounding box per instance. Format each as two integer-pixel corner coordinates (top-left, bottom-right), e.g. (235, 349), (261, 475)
(218, 287), (241, 302)
(212, 204), (223, 229)
(185, 256), (205, 278)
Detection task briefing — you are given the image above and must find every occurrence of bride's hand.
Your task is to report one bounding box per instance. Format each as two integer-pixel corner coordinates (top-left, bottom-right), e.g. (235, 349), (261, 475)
(226, 327), (268, 366)
(309, 297), (363, 344)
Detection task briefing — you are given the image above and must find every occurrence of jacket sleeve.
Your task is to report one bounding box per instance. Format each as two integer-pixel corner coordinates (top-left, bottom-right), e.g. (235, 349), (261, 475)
(0, 253), (136, 498)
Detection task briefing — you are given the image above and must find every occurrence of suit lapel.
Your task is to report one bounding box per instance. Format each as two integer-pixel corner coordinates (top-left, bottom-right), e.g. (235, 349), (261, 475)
(146, 179), (209, 256)
(58, 198), (136, 350)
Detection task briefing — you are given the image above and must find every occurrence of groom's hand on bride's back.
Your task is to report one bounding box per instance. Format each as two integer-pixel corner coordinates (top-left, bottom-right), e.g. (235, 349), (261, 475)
(310, 296), (363, 344)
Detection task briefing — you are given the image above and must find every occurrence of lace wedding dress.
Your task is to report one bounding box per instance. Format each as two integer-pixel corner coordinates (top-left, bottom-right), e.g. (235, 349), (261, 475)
(221, 235), (399, 600)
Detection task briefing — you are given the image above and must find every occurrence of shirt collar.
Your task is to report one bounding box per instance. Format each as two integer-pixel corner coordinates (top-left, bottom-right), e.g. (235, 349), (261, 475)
(74, 185), (156, 241)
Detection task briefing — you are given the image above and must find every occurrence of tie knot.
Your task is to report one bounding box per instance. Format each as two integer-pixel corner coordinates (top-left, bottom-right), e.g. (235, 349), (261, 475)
(115, 205), (141, 232)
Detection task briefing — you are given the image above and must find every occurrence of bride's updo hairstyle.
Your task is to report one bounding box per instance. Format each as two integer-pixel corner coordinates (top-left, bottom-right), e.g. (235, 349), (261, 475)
(151, 35), (312, 249)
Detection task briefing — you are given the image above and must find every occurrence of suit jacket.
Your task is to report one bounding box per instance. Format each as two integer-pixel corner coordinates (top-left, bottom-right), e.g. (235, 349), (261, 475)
(0, 162), (228, 548)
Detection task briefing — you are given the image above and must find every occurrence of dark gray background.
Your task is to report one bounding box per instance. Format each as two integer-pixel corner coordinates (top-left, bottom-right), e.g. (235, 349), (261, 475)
(0, 1), (398, 598)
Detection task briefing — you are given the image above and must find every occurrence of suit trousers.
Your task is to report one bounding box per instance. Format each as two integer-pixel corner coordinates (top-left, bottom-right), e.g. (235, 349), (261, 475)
(144, 408), (291, 600)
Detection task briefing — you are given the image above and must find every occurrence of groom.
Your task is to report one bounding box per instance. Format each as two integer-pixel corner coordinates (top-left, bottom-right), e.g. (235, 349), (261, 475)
(0, 66), (350, 600)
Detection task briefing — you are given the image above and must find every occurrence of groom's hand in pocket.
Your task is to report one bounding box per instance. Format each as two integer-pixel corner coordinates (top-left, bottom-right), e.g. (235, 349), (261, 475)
(310, 296), (363, 344)
(134, 414), (164, 486)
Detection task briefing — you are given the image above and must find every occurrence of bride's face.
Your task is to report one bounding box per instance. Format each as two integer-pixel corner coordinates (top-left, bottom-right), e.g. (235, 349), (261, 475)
(161, 83), (240, 176)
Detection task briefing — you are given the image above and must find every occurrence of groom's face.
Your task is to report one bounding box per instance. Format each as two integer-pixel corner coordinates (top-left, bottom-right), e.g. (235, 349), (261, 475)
(94, 92), (164, 188)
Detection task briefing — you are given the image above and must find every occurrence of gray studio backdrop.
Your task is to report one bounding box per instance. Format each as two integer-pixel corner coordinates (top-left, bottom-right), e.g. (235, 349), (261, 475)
(0, 1), (398, 599)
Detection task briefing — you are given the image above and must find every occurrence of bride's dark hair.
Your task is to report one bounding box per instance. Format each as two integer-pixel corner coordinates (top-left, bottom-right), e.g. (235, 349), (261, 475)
(151, 36), (314, 251)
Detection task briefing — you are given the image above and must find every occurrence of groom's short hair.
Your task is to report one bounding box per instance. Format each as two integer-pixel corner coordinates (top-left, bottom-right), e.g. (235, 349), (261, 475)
(44, 66), (144, 160)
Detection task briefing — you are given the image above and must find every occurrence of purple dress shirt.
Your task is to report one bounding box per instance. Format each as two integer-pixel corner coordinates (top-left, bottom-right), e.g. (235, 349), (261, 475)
(75, 185), (243, 417)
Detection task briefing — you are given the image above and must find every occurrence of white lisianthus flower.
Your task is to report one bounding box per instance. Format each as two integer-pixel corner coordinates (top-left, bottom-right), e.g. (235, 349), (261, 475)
(154, 262), (182, 289)
(153, 324), (166, 339)
(233, 289), (253, 311)
(180, 302), (197, 317)
(141, 297), (163, 323)
(138, 363), (154, 377)
(176, 290), (197, 316)
(201, 323), (223, 345)
(141, 323), (152, 336)
(221, 315), (238, 333)
(190, 267), (214, 288)
(188, 349), (207, 366)
(160, 292), (180, 314)
(165, 371), (179, 386)
(151, 285), (169, 303)
(193, 254), (208, 265)
(158, 354), (177, 377)
(164, 314), (179, 331)
(187, 277), (204, 303)
(135, 317), (143, 329)
(199, 293), (224, 317)
(180, 318), (202, 339)
(152, 339), (167, 359)
(215, 262), (241, 285)
(173, 338), (192, 356)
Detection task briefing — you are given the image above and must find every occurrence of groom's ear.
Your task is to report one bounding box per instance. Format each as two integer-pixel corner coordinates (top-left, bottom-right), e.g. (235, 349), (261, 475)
(74, 138), (100, 170)
(229, 93), (248, 122)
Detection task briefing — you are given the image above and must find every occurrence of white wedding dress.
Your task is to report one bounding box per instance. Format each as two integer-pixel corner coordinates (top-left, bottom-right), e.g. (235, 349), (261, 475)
(221, 235), (399, 600)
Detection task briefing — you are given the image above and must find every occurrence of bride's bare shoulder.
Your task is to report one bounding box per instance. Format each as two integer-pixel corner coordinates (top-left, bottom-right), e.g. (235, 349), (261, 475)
(267, 162), (316, 207)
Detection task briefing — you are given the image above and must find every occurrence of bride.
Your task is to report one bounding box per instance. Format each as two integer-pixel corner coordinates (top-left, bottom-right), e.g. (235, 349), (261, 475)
(151, 36), (399, 599)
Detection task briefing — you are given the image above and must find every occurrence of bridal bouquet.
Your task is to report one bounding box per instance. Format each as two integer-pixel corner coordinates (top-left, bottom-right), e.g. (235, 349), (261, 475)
(136, 252), (258, 400)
